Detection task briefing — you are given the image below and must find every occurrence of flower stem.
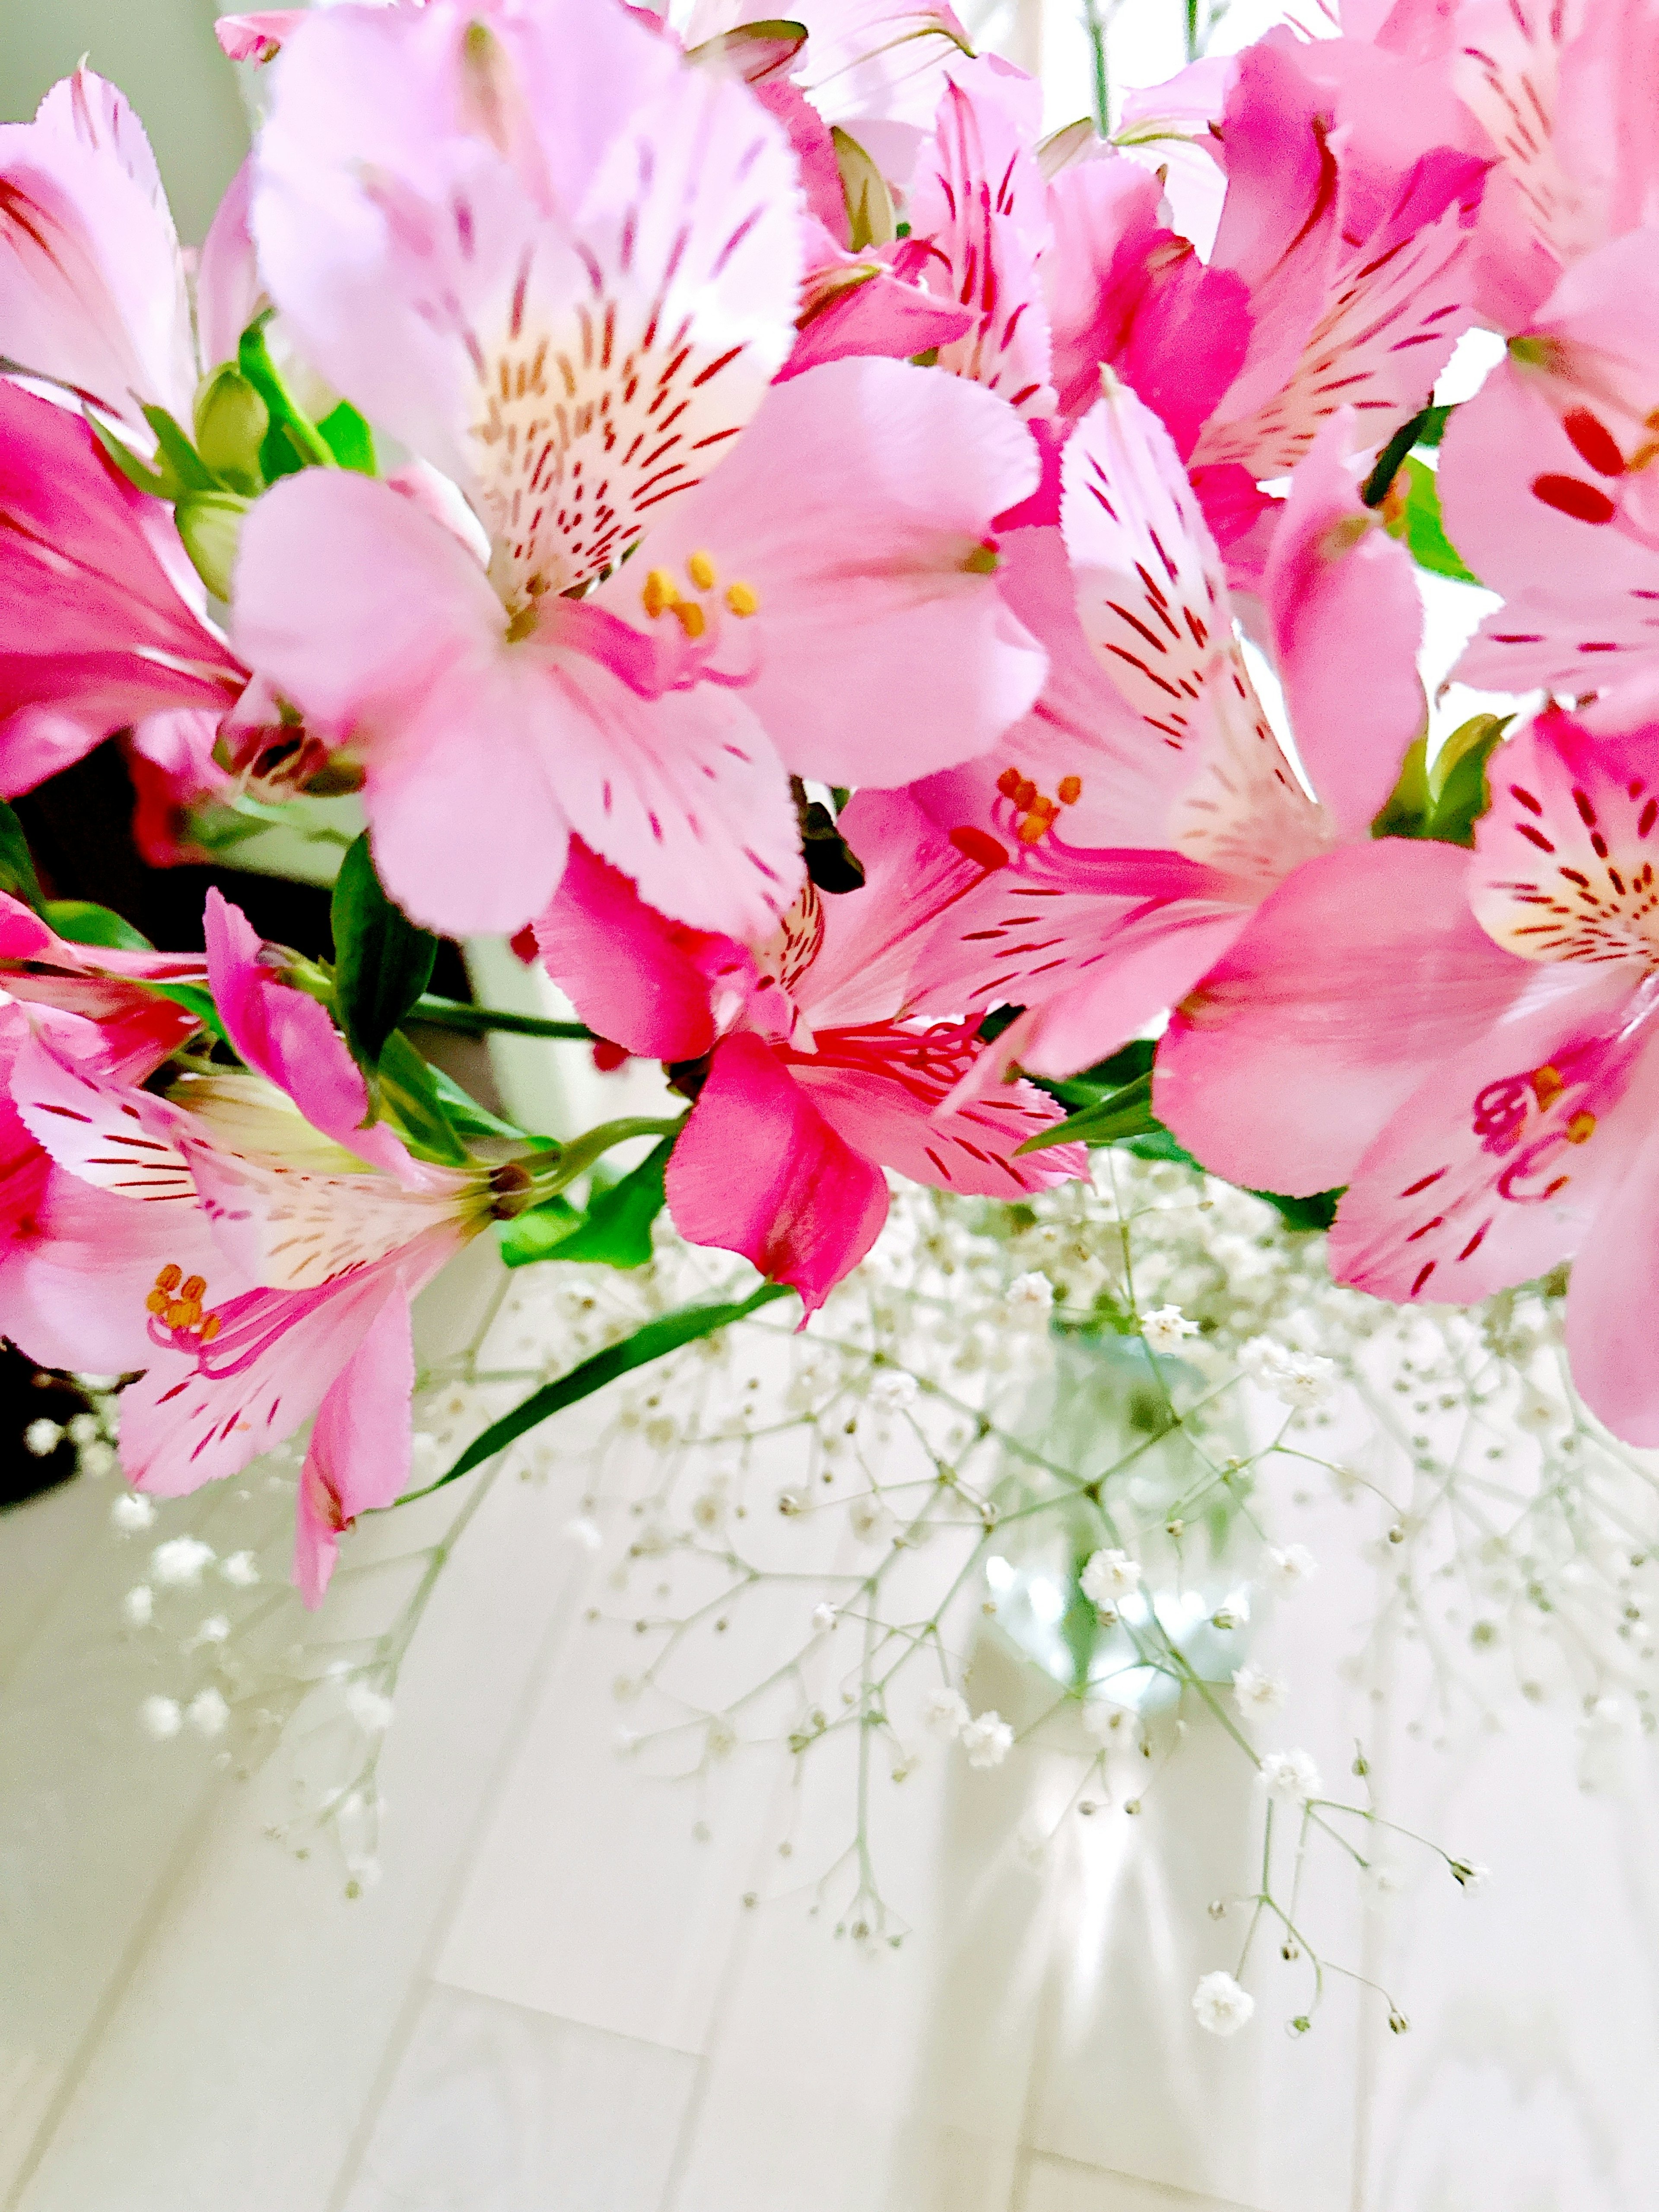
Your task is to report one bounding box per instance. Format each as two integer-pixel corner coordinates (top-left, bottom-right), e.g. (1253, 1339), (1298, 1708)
(410, 993), (595, 1042)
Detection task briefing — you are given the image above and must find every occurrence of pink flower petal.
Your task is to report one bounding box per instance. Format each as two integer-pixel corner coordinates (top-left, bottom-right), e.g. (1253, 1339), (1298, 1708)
(294, 1284), (415, 1605)
(665, 1031), (888, 1312)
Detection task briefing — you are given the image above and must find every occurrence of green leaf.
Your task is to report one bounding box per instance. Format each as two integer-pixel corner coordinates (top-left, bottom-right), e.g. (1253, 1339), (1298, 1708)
(502, 1136), (673, 1269)
(316, 400), (377, 475)
(1371, 735), (1430, 840)
(495, 1193), (582, 1266)
(404, 1281), (794, 1501)
(1017, 1071), (1158, 1152)
(238, 318), (334, 480)
(330, 834), (440, 1083)
(42, 899), (153, 951)
(0, 802), (44, 913)
(1250, 1186), (1341, 1233)
(139, 404), (222, 493)
(1424, 712), (1507, 847)
(86, 411), (176, 499)
(374, 1030), (470, 1166)
(1120, 1125), (1203, 1170)
(1041, 1036), (1155, 1109)
(426, 1062), (536, 1144)
(1392, 456), (1481, 585)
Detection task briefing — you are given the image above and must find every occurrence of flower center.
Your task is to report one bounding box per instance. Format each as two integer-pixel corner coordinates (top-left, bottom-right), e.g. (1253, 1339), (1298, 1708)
(994, 763), (1084, 845)
(145, 1263), (221, 1352)
(639, 550), (760, 640)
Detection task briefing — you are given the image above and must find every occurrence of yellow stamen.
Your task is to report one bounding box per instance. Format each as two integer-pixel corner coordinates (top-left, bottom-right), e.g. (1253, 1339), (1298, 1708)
(963, 541), (999, 575)
(163, 1300), (196, 1330)
(1016, 815), (1049, 844)
(642, 568), (680, 620)
(180, 1275), (206, 1303)
(199, 1313), (222, 1343)
(672, 599), (707, 641)
(1567, 1111), (1597, 1144)
(1530, 1063), (1564, 1109)
(145, 1289), (169, 1317)
(1057, 775), (1082, 806)
(155, 1263), (182, 1294)
(725, 580), (760, 618)
(687, 550), (717, 591)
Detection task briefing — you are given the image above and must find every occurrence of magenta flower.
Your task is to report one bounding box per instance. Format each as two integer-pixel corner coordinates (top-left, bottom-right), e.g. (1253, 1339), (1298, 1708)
(902, 376), (1425, 1088)
(534, 792), (1083, 1309)
(12, 892), (513, 1601)
(233, 0), (1045, 942)
(1157, 706), (1659, 1444)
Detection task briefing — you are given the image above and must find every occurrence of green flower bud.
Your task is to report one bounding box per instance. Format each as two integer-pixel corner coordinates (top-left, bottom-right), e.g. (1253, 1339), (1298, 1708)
(175, 489), (251, 603)
(193, 366), (269, 491)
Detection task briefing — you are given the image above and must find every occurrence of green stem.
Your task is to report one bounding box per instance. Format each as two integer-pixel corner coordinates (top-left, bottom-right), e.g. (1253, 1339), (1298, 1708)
(1083, 0), (1110, 132)
(410, 993), (595, 1042)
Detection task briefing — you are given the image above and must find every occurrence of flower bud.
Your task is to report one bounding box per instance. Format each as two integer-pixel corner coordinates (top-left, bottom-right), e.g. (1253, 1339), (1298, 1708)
(193, 366), (269, 491)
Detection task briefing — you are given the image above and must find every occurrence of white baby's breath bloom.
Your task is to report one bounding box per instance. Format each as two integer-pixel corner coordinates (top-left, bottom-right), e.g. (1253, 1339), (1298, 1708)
(1449, 1859), (1490, 1891)
(1192, 1970), (1254, 2037)
(24, 1418), (62, 1457)
(218, 1551), (260, 1587)
(705, 1714), (737, 1761)
(1005, 1271), (1055, 1324)
(345, 1681), (394, 1733)
(1238, 1337), (1337, 1409)
(563, 1515), (604, 1551)
(193, 1614), (230, 1646)
(139, 1694), (181, 1742)
(1266, 1543), (1319, 1592)
(185, 1688), (230, 1739)
(1081, 1548), (1141, 1607)
(922, 1686), (970, 1739)
(868, 1368), (918, 1410)
(1259, 1748), (1322, 1802)
(1142, 1304), (1199, 1356)
(150, 1536), (215, 1587)
(961, 1710), (1014, 1768)
(79, 1440), (118, 1479)
(109, 1492), (155, 1534)
(810, 1602), (837, 1633)
(67, 1412), (100, 1448)
(849, 1493), (895, 1544)
(1232, 1664), (1288, 1717)
(122, 1585), (153, 1629)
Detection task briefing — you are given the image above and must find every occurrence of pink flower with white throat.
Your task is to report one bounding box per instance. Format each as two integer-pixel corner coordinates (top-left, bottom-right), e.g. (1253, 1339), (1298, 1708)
(235, 0), (1046, 944)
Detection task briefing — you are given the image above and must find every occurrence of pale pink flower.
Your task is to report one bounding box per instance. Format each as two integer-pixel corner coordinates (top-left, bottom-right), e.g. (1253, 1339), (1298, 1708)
(1157, 706), (1659, 1446)
(235, 0), (1044, 942)
(534, 791), (1082, 1309)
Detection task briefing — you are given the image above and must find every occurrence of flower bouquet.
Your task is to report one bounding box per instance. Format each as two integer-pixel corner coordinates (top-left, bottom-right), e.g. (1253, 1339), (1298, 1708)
(6, 0), (1659, 2039)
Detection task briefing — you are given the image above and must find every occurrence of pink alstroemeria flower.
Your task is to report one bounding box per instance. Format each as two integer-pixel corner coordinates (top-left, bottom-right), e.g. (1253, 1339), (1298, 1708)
(903, 378), (1426, 1089)
(0, 895), (210, 1376)
(236, 0), (1045, 943)
(1156, 707), (1659, 1446)
(534, 791), (1083, 1309)
(1439, 232), (1659, 708)
(0, 72), (257, 800)
(13, 891), (515, 1602)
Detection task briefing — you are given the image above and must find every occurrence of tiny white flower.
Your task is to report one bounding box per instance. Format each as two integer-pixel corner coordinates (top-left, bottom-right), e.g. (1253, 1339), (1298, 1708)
(24, 1418), (63, 1457)
(139, 1694), (182, 1742)
(109, 1493), (155, 1535)
(150, 1536), (215, 1587)
(1449, 1859), (1490, 1891)
(705, 1714), (737, 1761)
(1238, 1338), (1337, 1410)
(1267, 1543), (1319, 1592)
(1259, 1748), (1323, 1802)
(193, 1614), (230, 1646)
(218, 1551), (260, 1587)
(67, 1412), (101, 1448)
(122, 1584), (154, 1629)
(1080, 1548), (1141, 1607)
(810, 1602), (837, 1633)
(923, 1686), (970, 1738)
(345, 1681), (394, 1733)
(1192, 1970), (1254, 2037)
(868, 1369), (918, 1411)
(689, 1490), (727, 1532)
(1363, 1859), (1406, 1907)
(1580, 1694), (1633, 1742)
(1231, 1664), (1288, 1717)
(1142, 1304), (1199, 1356)
(185, 1688), (229, 1738)
(79, 1440), (118, 1479)
(849, 1494), (894, 1544)
(563, 1515), (604, 1551)
(961, 1710), (1014, 1769)
(1005, 1271), (1055, 1324)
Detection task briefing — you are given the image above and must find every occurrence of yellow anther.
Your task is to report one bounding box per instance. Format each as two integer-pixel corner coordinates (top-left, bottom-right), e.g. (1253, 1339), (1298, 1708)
(642, 568), (680, 620)
(963, 541), (999, 575)
(180, 1274), (206, 1303)
(1016, 814), (1049, 844)
(725, 580), (760, 618)
(155, 1263), (182, 1294)
(162, 1300), (195, 1330)
(1567, 1111), (1597, 1144)
(1530, 1063), (1564, 1109)
(145, 1289), (169, 1317)
(687, 549), (717, 591)
(672, 599), (707, 642)
(1057, 775), (1082, 806)
(200, 1313), (222, 1343)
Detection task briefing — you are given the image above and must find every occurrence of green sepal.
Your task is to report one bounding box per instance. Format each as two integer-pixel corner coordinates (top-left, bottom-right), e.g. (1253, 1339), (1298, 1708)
(316, 400), (377, 475)
(373, 1030), (470, 1166)
(174, 488), (250, 601)
(330, 833), (441, 1087)
(1360, 404), (1453, 507)
(1373, 713), (1508, 848)
(87, 412), (175, 499)
(0, 802), (44, 913)
(140, 404), (222, 493)
(1388, 455), (1481, 585)
(685, 18), (807, 76)
(425, 1062), (536, 1144)
(1371, 735), (1431, 840)
(42, 899), (153, 951)
(401, 1281), (794, 1503)
(1254, 1187), (1342, 1233)
(192, 366), (270, 492)
(500, 1135), (673, 1270)
(1018, 1071), (1159, 1152)
(238, 318), (334, 480)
